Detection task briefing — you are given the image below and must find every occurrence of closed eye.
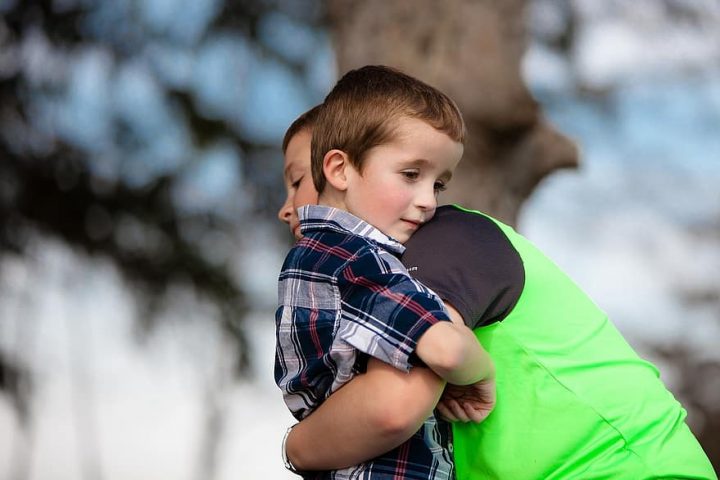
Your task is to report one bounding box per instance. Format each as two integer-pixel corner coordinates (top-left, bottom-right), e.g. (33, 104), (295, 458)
(434, 181), (447, 193)
(401, 169), (420, 181)
(290, 176), (303, 189)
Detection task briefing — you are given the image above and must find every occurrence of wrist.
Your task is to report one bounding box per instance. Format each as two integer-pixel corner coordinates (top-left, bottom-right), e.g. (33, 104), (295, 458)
(282, 424), (303, 474)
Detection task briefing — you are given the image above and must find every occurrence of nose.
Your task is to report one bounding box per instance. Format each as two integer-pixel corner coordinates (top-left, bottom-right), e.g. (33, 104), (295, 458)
(278, 196), (293, 224)
(416, 184), (438, 213)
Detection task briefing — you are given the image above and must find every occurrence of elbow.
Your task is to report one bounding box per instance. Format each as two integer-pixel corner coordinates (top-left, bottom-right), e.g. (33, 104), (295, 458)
(436, 352), (470, 382)
(417, 322), (474, 382)
(370, 402), (427, 440)
(429, 330), (470, 377)
(368, 382), (439, 440)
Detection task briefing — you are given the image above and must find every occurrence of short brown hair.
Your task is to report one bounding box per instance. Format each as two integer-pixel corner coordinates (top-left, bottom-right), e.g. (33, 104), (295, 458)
(311, 65), (465, 193)
(282, 104), (322, 153)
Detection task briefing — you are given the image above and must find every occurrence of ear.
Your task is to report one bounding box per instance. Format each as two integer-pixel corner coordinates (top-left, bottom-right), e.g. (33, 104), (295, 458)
(322, 149), (351, 191)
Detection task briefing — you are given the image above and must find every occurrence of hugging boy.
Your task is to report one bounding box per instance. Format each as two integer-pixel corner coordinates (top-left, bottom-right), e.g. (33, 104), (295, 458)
(277, 102), (715, 478)
(282, 202), (716, 480)
(274, 65), (494, 479)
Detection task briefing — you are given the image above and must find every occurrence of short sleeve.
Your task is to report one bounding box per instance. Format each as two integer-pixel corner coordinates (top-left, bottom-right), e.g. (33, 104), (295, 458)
(335, 247), (450, 372)
(402, 206), (524, 329)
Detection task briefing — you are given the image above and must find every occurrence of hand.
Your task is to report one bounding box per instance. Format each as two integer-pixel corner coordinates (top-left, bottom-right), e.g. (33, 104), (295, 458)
(436, 377), (496, 423)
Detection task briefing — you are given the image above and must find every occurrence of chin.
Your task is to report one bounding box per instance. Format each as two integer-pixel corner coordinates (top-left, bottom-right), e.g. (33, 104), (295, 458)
(394, 233), (410, 244)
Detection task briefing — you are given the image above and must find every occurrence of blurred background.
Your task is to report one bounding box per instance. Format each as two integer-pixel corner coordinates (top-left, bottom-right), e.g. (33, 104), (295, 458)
(0, 0), (718, 478)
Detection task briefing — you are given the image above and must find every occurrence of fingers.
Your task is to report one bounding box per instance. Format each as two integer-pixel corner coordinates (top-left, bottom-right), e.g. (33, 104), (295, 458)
(436, 401), (458, 422)
(439, 384), (496, 423)
(440, 400), (492, 423)
(464, 405), (491, 423)
(446, 399), (471, 422)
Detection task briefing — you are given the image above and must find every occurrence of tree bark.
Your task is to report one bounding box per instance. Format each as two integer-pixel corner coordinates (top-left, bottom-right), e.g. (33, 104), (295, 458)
(325, 0), (578, 226)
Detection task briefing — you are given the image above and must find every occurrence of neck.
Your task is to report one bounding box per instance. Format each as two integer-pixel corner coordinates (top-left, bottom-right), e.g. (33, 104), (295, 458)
(317, 190), (346, 211)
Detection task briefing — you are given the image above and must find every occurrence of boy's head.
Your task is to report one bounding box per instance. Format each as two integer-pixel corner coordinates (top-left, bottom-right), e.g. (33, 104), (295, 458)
(313, 65), (466, 243)
(278, 104), (322, 240)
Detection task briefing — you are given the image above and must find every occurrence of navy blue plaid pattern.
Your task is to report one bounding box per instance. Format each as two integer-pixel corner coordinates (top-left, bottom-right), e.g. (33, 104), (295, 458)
(275, 205), (455, 479)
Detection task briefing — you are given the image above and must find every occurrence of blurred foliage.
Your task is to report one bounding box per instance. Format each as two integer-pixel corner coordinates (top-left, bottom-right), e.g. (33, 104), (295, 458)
(0, 0), (325, 410)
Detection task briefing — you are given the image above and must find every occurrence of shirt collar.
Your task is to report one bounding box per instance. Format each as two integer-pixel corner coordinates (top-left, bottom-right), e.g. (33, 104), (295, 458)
(298, 205), (406, 255)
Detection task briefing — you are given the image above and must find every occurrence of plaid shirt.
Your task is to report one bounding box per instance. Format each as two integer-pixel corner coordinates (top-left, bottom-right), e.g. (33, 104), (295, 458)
(275, 205), (455, 480)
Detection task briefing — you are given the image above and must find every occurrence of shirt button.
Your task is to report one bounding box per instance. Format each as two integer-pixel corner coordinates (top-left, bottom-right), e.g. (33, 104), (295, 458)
(448, 443), (454, 453)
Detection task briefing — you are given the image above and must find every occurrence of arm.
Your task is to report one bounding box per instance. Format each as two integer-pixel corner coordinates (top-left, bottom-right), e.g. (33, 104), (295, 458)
(415, 303), (494, 386)
(285, 257), (492, 470)
(338, 252), (490, 387)
(286, 306), (495, 470)
(286, 357), (444, 471)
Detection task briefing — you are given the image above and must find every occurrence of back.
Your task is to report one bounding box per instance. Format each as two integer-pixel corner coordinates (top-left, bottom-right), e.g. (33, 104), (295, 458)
(403, 205), (716, 479)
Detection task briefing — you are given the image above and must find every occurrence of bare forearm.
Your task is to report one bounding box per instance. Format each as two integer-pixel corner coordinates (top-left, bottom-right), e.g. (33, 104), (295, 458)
(435, 327), (491, 385)
(416, 305), (493, 385)
(286, 359), (444, 471)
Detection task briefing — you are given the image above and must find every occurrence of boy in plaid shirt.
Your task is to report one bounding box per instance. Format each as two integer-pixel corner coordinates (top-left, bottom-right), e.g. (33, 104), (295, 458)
(275, 66), (494, 479)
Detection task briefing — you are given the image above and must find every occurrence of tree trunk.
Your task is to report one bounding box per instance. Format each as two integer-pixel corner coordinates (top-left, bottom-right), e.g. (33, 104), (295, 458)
(325, 0), (578, 227)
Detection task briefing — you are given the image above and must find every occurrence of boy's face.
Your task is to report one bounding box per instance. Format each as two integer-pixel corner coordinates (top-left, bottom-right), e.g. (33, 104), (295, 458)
(278, 128), (318, 239)
(343, 117), (463, 244)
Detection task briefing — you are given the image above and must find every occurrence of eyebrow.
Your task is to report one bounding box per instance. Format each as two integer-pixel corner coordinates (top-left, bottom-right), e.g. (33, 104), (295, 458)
(283, 164), (301, 180)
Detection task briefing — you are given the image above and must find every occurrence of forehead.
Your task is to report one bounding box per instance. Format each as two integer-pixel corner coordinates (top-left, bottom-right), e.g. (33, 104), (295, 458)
(283, 129), (312, 172)
(387, 116), (452, 144)
(285, 128), (312, 153)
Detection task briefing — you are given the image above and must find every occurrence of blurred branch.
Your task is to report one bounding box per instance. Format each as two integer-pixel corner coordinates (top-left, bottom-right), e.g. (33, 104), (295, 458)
(0, 351), (31, 421)
(3, 0), (86, 46)
(0, 146), (249, 371)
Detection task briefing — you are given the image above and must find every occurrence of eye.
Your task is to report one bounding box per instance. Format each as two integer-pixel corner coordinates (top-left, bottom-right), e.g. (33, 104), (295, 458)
(290, 176), (303, 189)
(401, 169), (420, 181)
(434, 181), (447, 193)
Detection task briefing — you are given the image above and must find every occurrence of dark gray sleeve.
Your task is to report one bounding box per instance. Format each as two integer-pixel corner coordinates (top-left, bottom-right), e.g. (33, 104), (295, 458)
(401, 206), (524, 329)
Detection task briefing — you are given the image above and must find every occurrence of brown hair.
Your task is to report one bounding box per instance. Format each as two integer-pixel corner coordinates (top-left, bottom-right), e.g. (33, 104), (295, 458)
(311, 65), (465, 193)
(282, 104), (322, 153)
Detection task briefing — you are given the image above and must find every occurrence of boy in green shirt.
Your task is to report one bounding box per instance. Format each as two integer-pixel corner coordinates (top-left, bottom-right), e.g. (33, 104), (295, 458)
(278, 110), (716, 479)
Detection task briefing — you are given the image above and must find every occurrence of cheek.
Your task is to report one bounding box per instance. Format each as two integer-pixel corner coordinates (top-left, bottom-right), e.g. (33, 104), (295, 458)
(366, 174), (403, 196)
(370, 186), (410, 211)
(293, 182), (318, 210)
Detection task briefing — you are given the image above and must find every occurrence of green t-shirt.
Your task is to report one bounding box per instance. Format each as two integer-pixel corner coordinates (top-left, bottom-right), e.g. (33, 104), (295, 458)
(402, 205), (716, 480)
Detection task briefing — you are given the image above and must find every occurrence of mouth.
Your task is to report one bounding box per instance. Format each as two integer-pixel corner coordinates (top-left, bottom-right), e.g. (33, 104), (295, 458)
(401, 219), (422, 229)
(290, 221), (302, 240)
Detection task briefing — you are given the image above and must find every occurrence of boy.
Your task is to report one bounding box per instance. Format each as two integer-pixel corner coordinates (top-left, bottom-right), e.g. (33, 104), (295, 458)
(275, 66), (495, 479)
(278, 104), (490, 471)
(283, 204), (717, 478)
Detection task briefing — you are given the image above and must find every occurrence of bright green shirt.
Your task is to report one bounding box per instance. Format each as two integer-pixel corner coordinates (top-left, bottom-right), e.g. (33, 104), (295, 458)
(404, 205), (716, 480)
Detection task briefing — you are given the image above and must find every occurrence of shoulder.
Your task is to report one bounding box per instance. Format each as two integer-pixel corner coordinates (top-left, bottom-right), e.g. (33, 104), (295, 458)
(403, 206), (525, 327)
(341, 244), (444, 310)
(338, 237), (410, 280)
(283, 231), (369, 272)
(404, 206), (523, 281)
